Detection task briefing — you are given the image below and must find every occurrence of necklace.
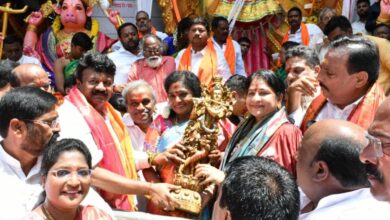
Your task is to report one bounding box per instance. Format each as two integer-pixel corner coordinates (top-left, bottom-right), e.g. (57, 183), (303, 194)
(42, 204), (55, 220)
(41, 203), (80, 220)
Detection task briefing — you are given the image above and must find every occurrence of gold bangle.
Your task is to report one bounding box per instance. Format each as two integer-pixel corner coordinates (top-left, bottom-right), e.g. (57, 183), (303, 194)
(147, 151), (158, 166)
(27, 25), (38, 33)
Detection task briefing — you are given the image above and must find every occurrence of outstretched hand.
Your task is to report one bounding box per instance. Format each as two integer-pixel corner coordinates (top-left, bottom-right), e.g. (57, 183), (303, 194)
(152, 143), (186, 166)
(195, 164), (225, 187)
(148, 183), (181, 211)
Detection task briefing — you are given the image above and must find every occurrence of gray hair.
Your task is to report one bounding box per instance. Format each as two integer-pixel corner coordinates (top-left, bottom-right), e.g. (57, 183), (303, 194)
(140, 34), (162, 49)
(318, 8), (336, 22)
(122, 80), (157, 103)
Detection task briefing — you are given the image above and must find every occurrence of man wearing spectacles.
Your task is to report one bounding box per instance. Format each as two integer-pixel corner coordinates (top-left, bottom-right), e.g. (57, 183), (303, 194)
(0, 87), (59, 219)
(360, 97), (390, 202)
(297, 119), (390, 219)
(128, 34), (175, 104)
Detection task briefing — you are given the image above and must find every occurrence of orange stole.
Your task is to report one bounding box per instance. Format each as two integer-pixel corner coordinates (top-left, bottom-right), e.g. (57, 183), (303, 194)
(300, 83), (385, 133)
(66, 87), (137, 211)
(282, 22), (310, 46)
(139, 26), (157, 39)
(178, 39), (218, 85)
(224, 36), (236, 75)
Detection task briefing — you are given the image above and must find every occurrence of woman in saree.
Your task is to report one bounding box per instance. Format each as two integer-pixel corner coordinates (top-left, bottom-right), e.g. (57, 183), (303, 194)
(27, 139), (113, 220)
(194, 69), (302, 219)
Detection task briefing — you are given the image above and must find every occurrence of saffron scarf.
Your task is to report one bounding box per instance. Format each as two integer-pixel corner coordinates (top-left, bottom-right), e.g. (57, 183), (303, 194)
(224, 36), (236, 75)
(221, 107), (288, 170)
(178, 38), (218, 85)
(300, 82), (385, 133)
(66, 87), (137, 211)
(282, 22), (310, 46)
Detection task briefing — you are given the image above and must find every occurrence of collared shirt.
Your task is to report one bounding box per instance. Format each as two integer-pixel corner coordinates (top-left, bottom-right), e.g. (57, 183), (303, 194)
(315, 96), (364, 122)
(108, 43), (143, 84)
(299, 188), (390, 220)
(211, 37), (246, 76)
(289, 95), (363, 127)
(128, 56), (175, 103)
(0, 144), (43, 220)
(122, 113), (150, 171)
(352, 21), (367, 35)
(175, 45), (231, 81)
(288, 23), (323, 45)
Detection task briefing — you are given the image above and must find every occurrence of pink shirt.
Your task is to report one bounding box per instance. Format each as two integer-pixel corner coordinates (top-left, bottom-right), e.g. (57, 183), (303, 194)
(128, 56), (176, 103)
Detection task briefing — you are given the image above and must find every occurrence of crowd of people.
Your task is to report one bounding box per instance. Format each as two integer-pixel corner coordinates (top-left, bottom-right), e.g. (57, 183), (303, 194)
(0, 0), (390, 219)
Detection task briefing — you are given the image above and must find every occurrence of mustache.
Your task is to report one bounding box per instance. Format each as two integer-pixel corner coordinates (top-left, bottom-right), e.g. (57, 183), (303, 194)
(365, 164), (384, 183)
(92, 90), (108, 96)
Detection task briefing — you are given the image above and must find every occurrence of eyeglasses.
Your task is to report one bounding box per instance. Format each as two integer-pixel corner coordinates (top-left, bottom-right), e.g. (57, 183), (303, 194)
(22, 118), (59, 129)
(143, 47), (161, 53)
(363, 133), (390, 158)
(49, 169), (92, 180)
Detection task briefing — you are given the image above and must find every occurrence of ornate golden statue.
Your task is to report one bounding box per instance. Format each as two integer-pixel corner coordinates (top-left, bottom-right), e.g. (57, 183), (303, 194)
(171, 75), (233, 214)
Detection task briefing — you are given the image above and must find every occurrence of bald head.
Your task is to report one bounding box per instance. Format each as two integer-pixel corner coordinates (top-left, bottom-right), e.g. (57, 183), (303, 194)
(297, 120), (369, 205)
(10, 64), (51, 92)
(303, 119), (366, 153)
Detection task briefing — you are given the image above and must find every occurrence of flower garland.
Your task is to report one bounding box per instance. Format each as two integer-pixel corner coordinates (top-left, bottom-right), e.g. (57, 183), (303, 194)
(51, 16), (99, 38)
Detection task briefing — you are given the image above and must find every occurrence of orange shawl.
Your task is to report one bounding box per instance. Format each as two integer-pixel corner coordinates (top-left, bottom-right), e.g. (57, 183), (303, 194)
(300, 82), (385, 133)
(67, 87), (137, 211)
(178, 38), (218, 85)
(282, 22), (310, 46)
(139, 26), (157, 39)
(224, 36), (236, 75)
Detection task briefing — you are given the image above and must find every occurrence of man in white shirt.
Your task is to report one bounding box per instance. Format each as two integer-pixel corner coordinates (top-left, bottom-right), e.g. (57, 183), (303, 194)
(176, 17), (231, 84)
(351, 0), (370, 34)
(284, 7), (322, 46)
(108, 23), (143, 88)
(0, 87), (59, 219)
(360, 97), (390, 202)
(2, 35), (41, 67)
(300, 36), (384, 133)
(297, 119), (390, 220)
(285, 46), (321, 127)
(211, 16), (246, 76)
